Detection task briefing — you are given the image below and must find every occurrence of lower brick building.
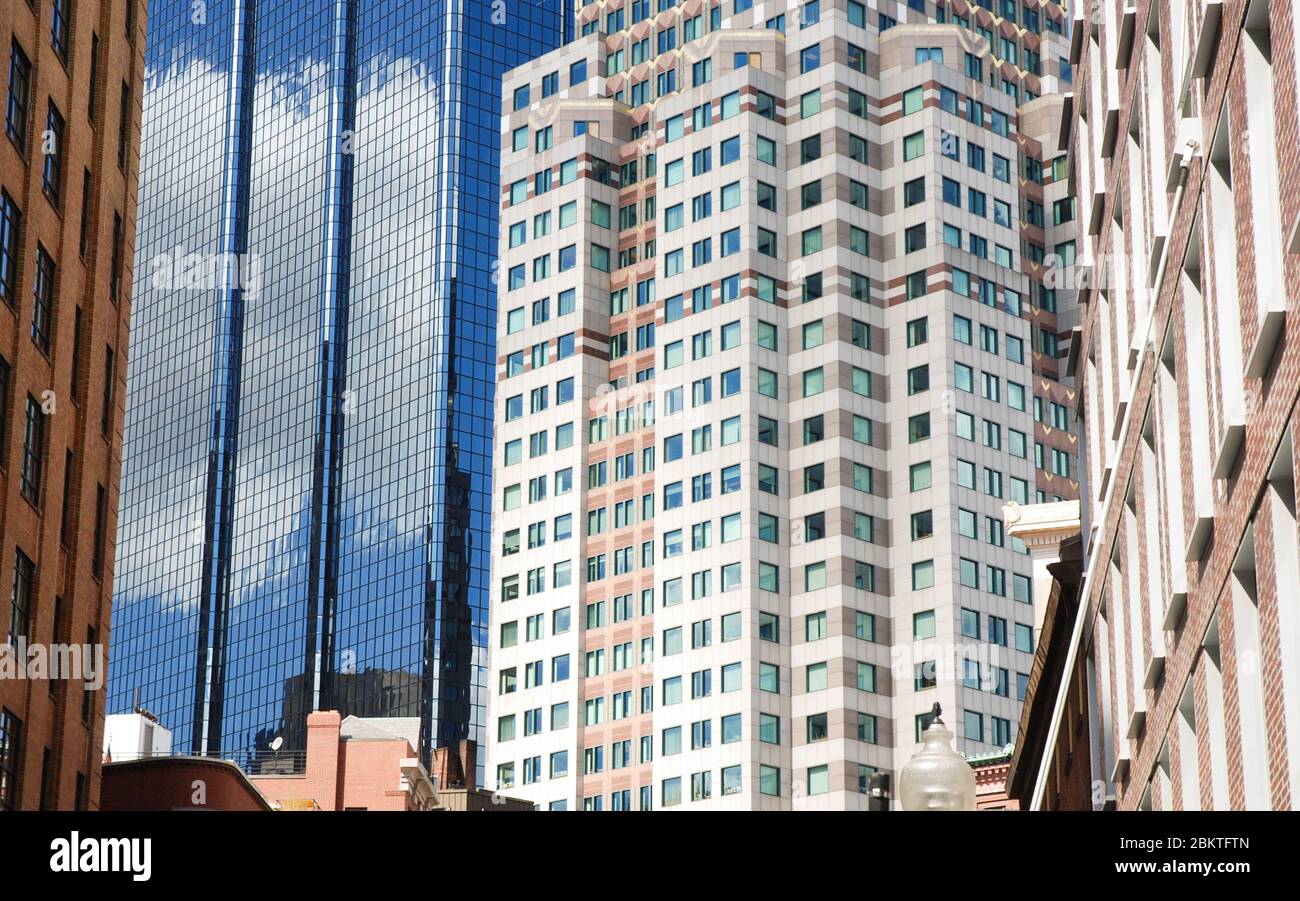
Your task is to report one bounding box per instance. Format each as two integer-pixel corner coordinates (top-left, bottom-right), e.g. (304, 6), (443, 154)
(101, 756), (273, 812)
(100, 710), (531, 810)
(249, 712), (440, 812)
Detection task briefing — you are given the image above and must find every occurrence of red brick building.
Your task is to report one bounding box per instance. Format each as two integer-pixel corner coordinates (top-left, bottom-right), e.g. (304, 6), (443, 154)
(0, 0), (144, 810)
(99, 710), (534, 811)
(1027, 0), (1300, 810)
(250, 711), (440, 811)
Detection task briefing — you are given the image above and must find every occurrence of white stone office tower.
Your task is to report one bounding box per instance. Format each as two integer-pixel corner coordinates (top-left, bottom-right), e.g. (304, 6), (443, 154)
(487, 0), (1076, 810)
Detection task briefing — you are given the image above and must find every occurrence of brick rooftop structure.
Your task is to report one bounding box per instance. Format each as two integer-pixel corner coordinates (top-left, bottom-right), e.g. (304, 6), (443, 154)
(250, 711), (441, 812)
(968, 745), (1017, 809)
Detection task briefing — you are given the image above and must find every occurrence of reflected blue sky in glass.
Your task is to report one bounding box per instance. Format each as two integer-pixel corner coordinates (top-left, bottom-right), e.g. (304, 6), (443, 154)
(110, 0), (568, 772)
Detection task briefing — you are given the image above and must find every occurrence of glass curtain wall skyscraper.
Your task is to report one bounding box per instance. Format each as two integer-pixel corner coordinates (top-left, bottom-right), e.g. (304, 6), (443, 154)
(109, 0), (569, 769)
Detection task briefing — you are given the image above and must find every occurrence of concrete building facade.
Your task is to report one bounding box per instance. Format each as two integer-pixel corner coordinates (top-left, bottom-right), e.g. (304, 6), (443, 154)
(1033, 0), (1300, 811)
(488, 0), (1077, 810)
(0, 0), (144, 810)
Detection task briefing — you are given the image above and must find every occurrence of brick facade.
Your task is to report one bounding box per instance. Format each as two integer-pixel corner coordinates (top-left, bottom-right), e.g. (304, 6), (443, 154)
(1057, 0), (1300, 810)
(250, 711), (440, 811)
(0, 0), (143, 811)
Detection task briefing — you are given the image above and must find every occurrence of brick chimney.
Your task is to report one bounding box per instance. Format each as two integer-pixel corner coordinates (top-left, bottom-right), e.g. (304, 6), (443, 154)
(430, 739), (478, 792)
(304, 710), (343, 810)
(459, 739), (477, 791)
(430, 746), (460, 791)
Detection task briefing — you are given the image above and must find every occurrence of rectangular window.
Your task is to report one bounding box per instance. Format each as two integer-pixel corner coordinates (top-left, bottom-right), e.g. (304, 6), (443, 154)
(0, 355), (9, 459)
(903, 177), (925, 206)
(31, 245), (54, 353)
(912, 561), (935, 592)
(21, 396), (45, 505)
(903, 131), (925, 160)
(58, 450), (74, 546)
(51, 0), (72, 62)
(42, 102), (65, 206)
(101, 347), (115, 436)
(0, 191), (21, 305)
(902, 85), (923, 115)
(5, 548), (36, 657)
(6, 41), (32, 153)
(0, 707), (22, 810)
(117, 81), (131, 169)
(110, 212), (123, 301)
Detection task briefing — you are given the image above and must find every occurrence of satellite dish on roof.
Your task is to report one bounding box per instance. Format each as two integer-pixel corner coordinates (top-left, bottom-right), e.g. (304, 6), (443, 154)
(269, 736), (284, 752)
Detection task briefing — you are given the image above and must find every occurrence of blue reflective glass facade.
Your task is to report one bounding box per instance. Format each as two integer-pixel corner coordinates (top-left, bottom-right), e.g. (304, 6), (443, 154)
(110, 0), (569, 769)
